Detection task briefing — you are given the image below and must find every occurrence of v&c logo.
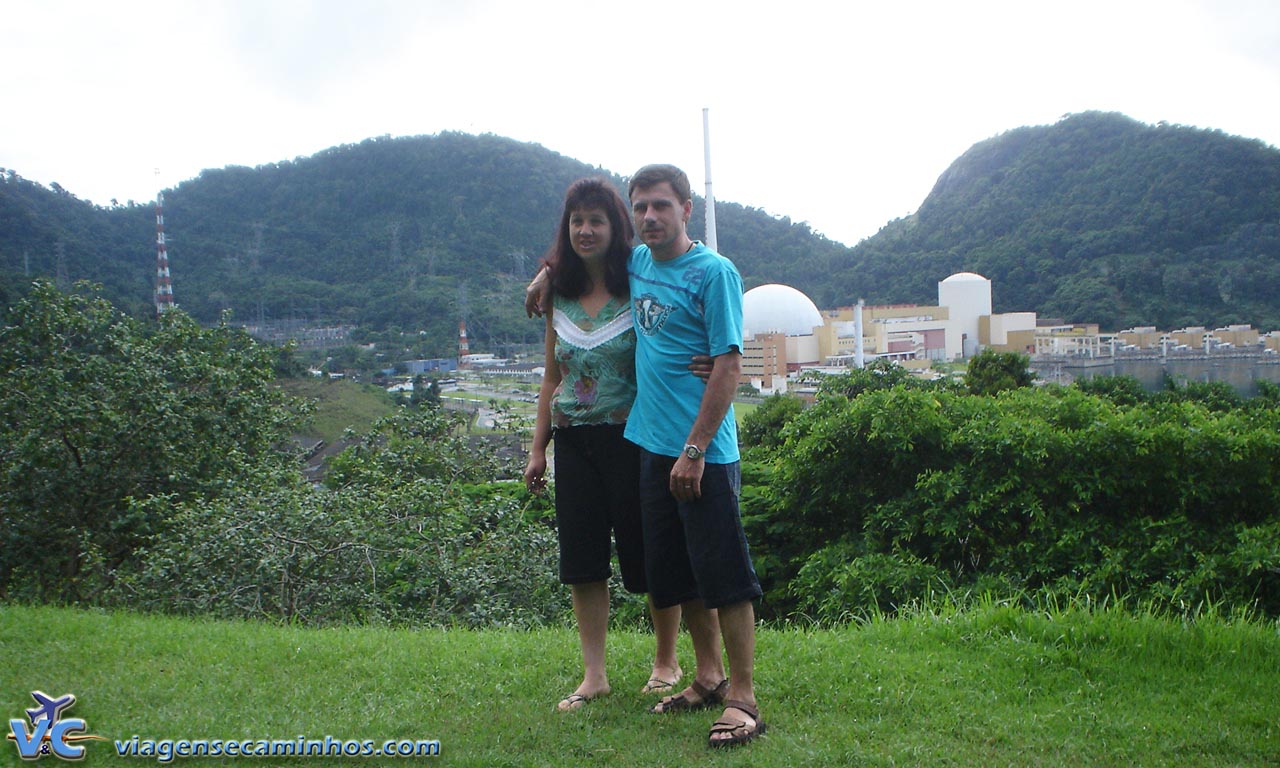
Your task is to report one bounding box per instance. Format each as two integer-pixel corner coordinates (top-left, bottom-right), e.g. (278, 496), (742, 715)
(7, 691), (104, 761)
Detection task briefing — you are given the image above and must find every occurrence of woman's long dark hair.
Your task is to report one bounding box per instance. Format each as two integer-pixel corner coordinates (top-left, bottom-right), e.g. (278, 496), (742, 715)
(545, 178), (634, 299)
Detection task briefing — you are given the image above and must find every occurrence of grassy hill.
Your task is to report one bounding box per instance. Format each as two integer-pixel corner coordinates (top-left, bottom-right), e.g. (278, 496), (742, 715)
(3, 602), (1277, 766)
(278, 376), (398, 444)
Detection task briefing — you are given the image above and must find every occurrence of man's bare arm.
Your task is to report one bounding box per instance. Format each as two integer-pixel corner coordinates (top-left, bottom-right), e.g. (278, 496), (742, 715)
(525, 266), (550, 318)
(669, 350), (741, 501)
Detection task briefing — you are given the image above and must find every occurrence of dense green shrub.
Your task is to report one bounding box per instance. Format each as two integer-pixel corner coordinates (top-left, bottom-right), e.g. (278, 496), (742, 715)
(0, 282), (306, 602)
(739, 392), (804, 450)
(122, 409), (563, 627)
(124, 476), (564, 627)
(787, 545), (947, 622)
(964, 349), (1036, 395)
(765, 383), (1280, 622)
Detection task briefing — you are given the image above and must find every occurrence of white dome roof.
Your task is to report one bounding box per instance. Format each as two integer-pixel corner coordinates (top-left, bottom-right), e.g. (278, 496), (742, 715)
(742, 283), (822, 338)
(941, 271), (990, 283)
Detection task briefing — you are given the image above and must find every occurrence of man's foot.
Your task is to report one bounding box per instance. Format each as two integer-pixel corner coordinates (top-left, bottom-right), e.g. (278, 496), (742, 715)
(640, 665), (683, 694)
(708, 700), (766, 747)
(648, 678), (728, 714)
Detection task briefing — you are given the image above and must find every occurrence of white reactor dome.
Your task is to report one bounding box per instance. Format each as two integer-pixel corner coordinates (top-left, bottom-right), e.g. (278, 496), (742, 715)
(938, 271), (992, 315)
(940, 271), (989, 284)
(742, 283), (823, 338)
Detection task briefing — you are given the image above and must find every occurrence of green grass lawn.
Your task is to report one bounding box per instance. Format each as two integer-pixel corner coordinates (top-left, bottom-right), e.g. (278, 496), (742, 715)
(3, 603), (1277, 766)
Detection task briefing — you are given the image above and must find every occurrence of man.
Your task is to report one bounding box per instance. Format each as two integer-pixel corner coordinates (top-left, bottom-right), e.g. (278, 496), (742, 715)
(623, 164), (766, 748)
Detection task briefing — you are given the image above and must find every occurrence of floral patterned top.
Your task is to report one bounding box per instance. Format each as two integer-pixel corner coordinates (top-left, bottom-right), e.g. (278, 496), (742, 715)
(550, 294), (636, 428)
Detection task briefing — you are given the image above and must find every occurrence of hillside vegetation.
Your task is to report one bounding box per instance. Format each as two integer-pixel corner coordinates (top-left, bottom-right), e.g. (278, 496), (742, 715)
(838, 112), (1280, 329)
(0, 133), (849, 357)
(4, 112), (1279, 344)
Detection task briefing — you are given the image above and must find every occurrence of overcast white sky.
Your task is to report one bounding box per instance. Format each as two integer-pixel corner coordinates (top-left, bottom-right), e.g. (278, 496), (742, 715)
(3, 0), (1278, 246)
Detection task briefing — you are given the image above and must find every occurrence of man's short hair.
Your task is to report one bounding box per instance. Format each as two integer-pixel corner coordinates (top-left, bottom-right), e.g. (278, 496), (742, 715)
(628, 164), (692, 204)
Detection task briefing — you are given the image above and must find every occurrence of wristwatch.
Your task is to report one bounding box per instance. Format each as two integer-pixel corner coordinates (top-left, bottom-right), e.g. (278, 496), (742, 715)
(683, 443), (704, 460)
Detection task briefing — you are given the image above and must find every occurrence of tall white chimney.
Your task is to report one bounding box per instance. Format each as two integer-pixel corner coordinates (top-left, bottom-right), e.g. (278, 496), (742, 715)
(702, 107), (718, 252)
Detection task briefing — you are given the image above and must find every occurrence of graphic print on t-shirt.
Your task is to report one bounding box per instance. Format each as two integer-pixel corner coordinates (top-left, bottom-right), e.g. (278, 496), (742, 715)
(632, 293), (675, 337)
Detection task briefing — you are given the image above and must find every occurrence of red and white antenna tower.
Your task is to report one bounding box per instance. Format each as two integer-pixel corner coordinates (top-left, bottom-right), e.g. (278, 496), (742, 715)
(458, 320), (471, 366)
(154, 190), (175, 317)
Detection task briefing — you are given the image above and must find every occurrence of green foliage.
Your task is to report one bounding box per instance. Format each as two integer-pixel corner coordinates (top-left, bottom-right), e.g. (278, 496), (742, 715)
(2, 134), (853, 353)
(787, 545), (947, 622)
(816, 357), (955, 398)
(125, 407), (562, 627)
(738, 392), (804, 450)
(761, 380), (1280, 622)
(1073, 373), (1148, 406)
(9, 119), (1280, 341)
(124, 476), (564, 627)
(0, 281), (307, 602)
(276, 375), (398, 444)
(1153, 377), (1244, 412)
(323, 406), (514, 489)
(964, 348), (1036, 395)
(409, 374), (442, 409)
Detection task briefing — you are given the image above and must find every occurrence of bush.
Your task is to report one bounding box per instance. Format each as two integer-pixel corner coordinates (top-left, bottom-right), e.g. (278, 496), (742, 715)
(964, 348), (1035, 395)
(788, 546), (947, 622)
(765, 382), (1280, 621)
(739, 393), (804, 450)
(123, 477), (566, 628)
(0, 282), (306, 602)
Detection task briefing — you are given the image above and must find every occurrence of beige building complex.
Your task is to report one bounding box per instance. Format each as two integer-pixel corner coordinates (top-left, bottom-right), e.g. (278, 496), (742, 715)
(739, 273), (1039, 393)
(738, 272), (1280, 394)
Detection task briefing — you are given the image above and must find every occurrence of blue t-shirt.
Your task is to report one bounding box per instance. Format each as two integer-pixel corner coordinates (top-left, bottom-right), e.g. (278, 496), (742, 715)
(623, 242), (743, 463)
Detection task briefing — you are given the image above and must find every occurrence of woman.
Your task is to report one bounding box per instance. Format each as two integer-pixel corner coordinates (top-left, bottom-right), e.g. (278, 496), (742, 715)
(524, 178), (683, 712)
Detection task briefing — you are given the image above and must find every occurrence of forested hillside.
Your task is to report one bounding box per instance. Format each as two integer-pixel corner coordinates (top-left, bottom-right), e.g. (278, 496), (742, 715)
(836, 112), (1280, 330)
(0, 134), (850, 356)
(3, 113), (1279, 343)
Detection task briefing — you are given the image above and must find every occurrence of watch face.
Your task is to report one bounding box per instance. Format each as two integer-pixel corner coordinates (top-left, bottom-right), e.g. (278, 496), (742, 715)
(685, 445), (701, 459)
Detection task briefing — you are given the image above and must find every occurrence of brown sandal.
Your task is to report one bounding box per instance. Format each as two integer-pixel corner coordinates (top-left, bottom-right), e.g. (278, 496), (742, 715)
(647, 678), (729, 714)
(708, 699), (766, 748)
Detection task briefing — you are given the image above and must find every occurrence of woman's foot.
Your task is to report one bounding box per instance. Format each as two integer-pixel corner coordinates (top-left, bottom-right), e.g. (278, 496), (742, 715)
(640, 664), (683, 694)
(557, 683), (610, 712)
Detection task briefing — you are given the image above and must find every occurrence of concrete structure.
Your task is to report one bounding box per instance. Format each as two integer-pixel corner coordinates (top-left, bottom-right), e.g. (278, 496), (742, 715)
(862, 304), (959, 362)
(1209, 325), (1260, 349)
(403, 358), (458, 375)
(981, 312), (1038, 352)
(1117, 326), (1164, 350)
(1031, 323), (1111, 358)
(937, 272), (992, 357)
(741, 332), (788, 392)
(1168, 326), (1209, 350)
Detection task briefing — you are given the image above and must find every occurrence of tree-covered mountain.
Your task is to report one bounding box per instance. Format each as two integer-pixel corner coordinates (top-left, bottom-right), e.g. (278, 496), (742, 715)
(3, 113), (1280, 348)
(835, 112), (1280, 330)
(0, 133), (850, 357)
